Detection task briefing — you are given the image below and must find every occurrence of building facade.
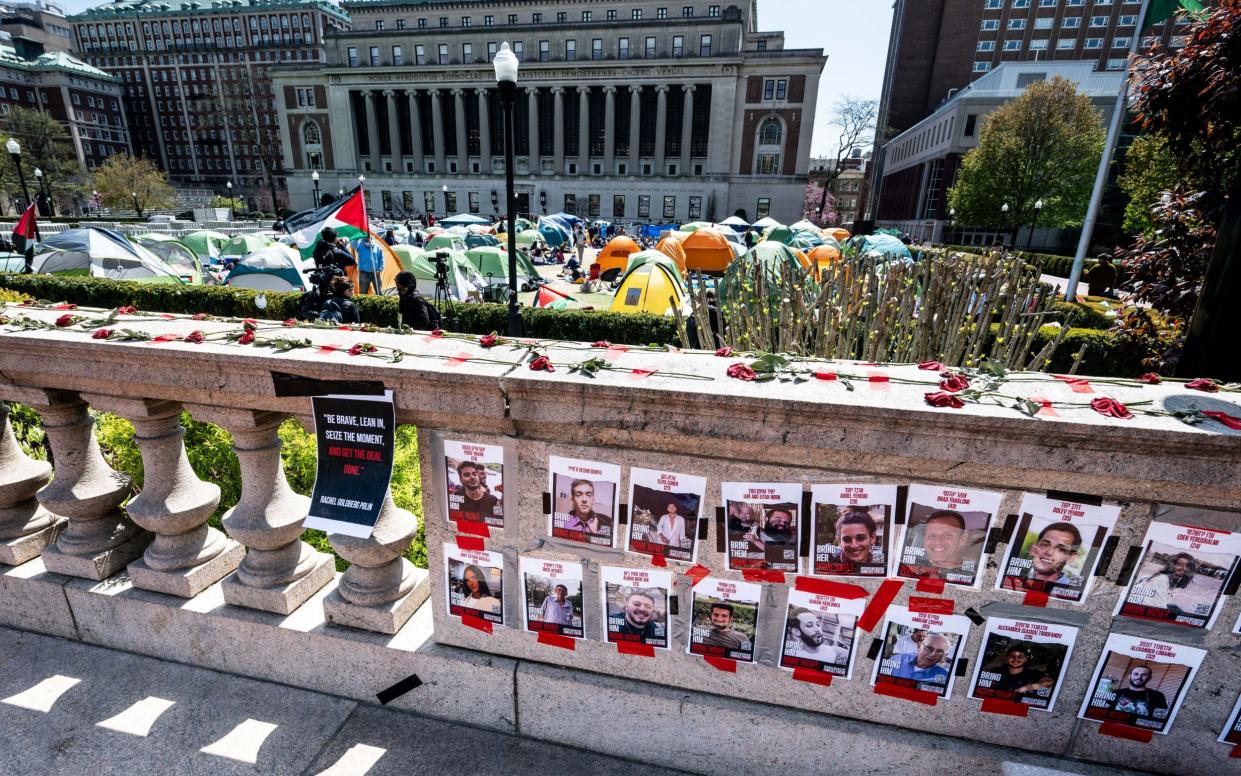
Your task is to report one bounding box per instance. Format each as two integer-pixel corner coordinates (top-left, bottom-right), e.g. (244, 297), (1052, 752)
(808, 149), (869, 227)
(272, 0), (825, 223)
(68, 0), (350, 207)
(0, 1), (75, 58)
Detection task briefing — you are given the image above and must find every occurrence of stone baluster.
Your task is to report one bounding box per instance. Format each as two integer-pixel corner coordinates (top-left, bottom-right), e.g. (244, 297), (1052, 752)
(190, 408), (332, 614)
(83, 396), (243, 597)
(0, 401), (62, 566)
(16, 389), (147, 579)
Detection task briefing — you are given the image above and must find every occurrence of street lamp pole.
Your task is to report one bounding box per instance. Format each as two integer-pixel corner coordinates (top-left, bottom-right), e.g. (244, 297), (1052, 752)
(6, 138), (38, 238)
(1026, 199), (1043, 253)
(1000, 202), (1010, 249)
(312, 170), (321, 208)
(226, 180), (235, 221)
(34, 166), (55, 217)
(495, 42), (521, 337)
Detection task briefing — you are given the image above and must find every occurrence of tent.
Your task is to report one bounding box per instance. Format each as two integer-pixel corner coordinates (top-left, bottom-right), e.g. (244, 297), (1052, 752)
(464, 233), (500, 249)
(465, 246), (538, 288)
(220, 233), (275, 259)
(717, 241), (812, 304)
(342, 234), (408, 295)
(537, 218), (570, 248)
(532, 283), (574, 309)
(32, 228), (183, 284)
(515, 229), (545, 248)
(387, 245), (483, 301)
(682, 228), (736, 273)
(763, 226), (797, 245)
(610, 261), (685, 316)
(826, 227), (852, 243)
(595, 235), (641, 282)
(806, 244), (843, 279)
(787, 230), (826, 253)
(226, 246), (310, 292)
(752, 216), (782, 229)
(132, 233), (204, 285)
(425, 233), (467, 252)
(719, 215), (750, 232)
(496, 217), (534, 234)
(789, 219), (821, 232)
(850, 234), (913, 263)
(441, 213), (490, 226)
(654, 235), (688, 276)
(639, 223), (678, 239)
(181, 230), (229, 263)
(623, 249), (681, 278)
(679, 221), (715, 233)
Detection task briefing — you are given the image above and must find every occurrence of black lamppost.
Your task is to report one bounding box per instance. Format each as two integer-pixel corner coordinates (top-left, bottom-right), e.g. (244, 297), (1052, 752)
(442, 183), (449, 216)
(34, 167), (54, 217)
(226, 180), (236, 221)
(494, 41), (521, 337)
(6, 138), (32, 212)
(1000, 202), (1010, 249)
(312, 170), (321, 207)
(1026, 199), (1043, 253)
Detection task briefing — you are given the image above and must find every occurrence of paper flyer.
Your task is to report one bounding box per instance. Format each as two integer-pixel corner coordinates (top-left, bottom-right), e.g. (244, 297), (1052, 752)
(444, 543), (504, 626)
(810, 483), (898, 578)
(443, 439), (505, 528)
(871, 605), (972, 700)
(521, 557), (585, 639)
(601, 566), (673, 650)
(548, 455), (621, 549)
(1078, 633), (1207, 735)
(996, 494), (1120, 604)
(779, 588), (865, 678)
(722, 481), (802, 573)
(626, 467), (707, 564)
(967, 616), (1079, 712)
(1113, 521), (1241, 630)
(894, 483), (1004, 589)
(305, 391), (395, 538)
(687, 576), (762, 663)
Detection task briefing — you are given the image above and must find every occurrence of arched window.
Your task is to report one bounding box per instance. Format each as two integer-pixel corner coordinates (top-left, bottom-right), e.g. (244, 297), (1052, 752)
(302, 121), (321, 145)
(759, 118), (781, 145)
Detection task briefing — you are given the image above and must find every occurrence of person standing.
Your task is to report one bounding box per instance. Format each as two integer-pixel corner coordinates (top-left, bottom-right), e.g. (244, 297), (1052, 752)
(352, 234), (385, 295)
(393, 271), (441, 330)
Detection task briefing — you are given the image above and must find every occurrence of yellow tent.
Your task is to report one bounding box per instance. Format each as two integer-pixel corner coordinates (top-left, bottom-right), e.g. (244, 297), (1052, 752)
(345, 231), (407, 294)
(682, 228), (734, 273)
(609, 263), (685, 315)
(595, 235), (641, 281)
(654, 236), (688, 276)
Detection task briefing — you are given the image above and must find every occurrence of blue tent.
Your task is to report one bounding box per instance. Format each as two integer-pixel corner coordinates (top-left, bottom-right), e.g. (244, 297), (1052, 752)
(639, 223), (678, 239)
(850, 234), (913, 263)
(537, 212), (582, 248)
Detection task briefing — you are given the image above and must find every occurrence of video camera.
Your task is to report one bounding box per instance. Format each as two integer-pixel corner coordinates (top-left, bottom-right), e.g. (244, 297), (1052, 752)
(430, 249), (450, 285)
(307, 264), (344, 290)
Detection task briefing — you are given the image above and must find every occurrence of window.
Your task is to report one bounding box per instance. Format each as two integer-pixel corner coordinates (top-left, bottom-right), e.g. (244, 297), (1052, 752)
(369, 46), (380, 65)
(755, 198), (770, 219)
(663, 196), (676, 218)
(566, 40), (577, 60)
(973, 61), (991, 72)
(1004, 40), (1022, 50)
(1030, 39), (1048, 50)
(440, 17), (448, 27)
(613, 195), (625, 217)
(1090, 16), (1108, 27)
(539, 40), (550, 61)
(484, 15), (493, 26)
(1062, 17), (1081, 28)
(1056, 38), (1077, 49)
(557, 12), (566, 22)
(1113, 37), (1131, 48)
(1107, 58), (1127, 69)
(508, 13), (517, 24)
(592, 38), (603, 60)
(462, 16), (472, 27)
(981, 20), (999, 31)
(392, 46), (403, 65)
(582, 10), (592, 21)
(589, 194), (601, 217)
(1066, 0), (1083, 4)
(444, 192), (457, 211)
(977, 40), (995, 51)
(756, 152), (779, 174)
(776, 79), (787, 100)
(396, 19), (406, 29)
(673, 35), (684, 57)
(637, 195), (650, 218)
(424, 192), (436, 214)
(513, 41), (523, 60)
(1085, 37), (1102, 49)
(709, 4), (720, 16)
(683, 6), (693, 17)
(468, 192), (480, 213)
(619, 37), (630, 59)
(632, 9), (642, 19)
(439, 44), (449, 63)
(646, 36), (656, 57)
(985, 0), (1001, 7)
(417, 44), (427, 64)
(347, 46), (358, 66)
(1039, 0), (1056, 5)
(417, 18), (426, 29)
(532, 13), (542, 23)
(1011, 0), (1030, 7)
(607, 10), (617, 20)
(699, 34), (712, 56)
(463, 42), (473, 61)
(1035, 17), (1053, 29)
(1007, 19), (1026, 30)
(763, 79), (774, 100)
(688, 196), (702, 220)
(1118, 15), (1137, 26)
(564, 194), (576, 214)
(758, 118), (781, 144)
(658, 7), (668, 19)
(375, 20), (384, 30)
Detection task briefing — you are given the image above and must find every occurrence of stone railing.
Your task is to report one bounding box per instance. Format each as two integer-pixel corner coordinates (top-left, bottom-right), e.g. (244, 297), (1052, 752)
(1, 304), (1240, 775)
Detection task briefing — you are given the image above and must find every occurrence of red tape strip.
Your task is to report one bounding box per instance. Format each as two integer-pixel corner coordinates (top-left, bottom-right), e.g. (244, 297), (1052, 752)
(792, 668), (833, 687)
(1203, 410), (1241, 430)
(1023, 590), (1050, 608)
(874, 682), (938, 706)
(908, 596), (955, 615)
(685, 564), (712, 586)
(703, 656), (737, 672)
(454, 535), (485, 552)
(460, 615), (493, 634)
(858, 579), (904, 633)
(537, 632), (577, 650)
(980, 698), (1029, 717)
(867, 371), (890, 390)
(741, 569), (786, 584)
(1098, 723), (1153, 743)
(793, 576), (869, 599)
(1053, 375), (1094, 393)
(616, 642), (656, 658)
(445, 351), (472, 367)
(915, 577), (946, 594)
(628, 368), (657, 380)
(650, 554), (668, 567)
(454, 519), (491, 538)
(600, 345), (630, 362)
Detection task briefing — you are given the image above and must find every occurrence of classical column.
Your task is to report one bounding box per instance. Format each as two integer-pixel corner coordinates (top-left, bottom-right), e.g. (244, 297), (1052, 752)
(452, 88), (468, 172)
(654, 84), (669, 173)
(188, 408), (333, 615)
(384, 90), (400, 170)
(577, 86), (590, 165)
(362, 90), (381, 171)
(408, 89), (425, 172)
(0, 401), (62, 565)
(552, 87), (565, 173)
(628, 85), (642, 172)
(680, 84), (696, 173)
(18, 390), (147, 579)
(476, 88), (492, 174)
(526, 86), (540, 170)
(83, 397), (242, 598)
(603, 86), (616, 173)
(429, 89), (446, 173)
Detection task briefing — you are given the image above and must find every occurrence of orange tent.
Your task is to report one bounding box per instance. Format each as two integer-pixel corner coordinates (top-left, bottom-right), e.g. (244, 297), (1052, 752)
(595, 235), (641, 281)
(345, 231), (406, 294)
(654, 235), (688, 276)
(826, 227), (851, 243)
(682, 228), (735, 273)
(808, 244), (847, 282)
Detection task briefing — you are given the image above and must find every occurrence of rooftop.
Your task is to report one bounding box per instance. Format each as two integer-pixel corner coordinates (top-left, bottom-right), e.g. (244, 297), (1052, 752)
(69, 0), (349, 24)
(0, 47), (117, 79)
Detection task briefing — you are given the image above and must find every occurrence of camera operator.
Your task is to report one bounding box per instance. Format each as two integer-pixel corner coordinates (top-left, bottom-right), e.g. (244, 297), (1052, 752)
(394, 271), (441, 330)
(312, 227), (356, 272)
(319, 276), (362, 324)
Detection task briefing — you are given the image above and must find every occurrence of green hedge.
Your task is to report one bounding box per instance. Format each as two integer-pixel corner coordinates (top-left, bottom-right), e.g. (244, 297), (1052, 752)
(1047, 300), (1115, 330)
(942, 245), (1098, 280)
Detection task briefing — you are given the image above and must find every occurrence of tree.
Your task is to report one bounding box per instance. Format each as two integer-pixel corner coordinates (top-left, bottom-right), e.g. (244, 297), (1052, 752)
(947, 77), (1106, 245)
(218, 62), (285, 213)
(802, 181), (838, 227)
(1117, 134), (1179, 237)
(1, 107), (82, 216)
(815, 97), (877, 216)
(92, 154), (175, 217)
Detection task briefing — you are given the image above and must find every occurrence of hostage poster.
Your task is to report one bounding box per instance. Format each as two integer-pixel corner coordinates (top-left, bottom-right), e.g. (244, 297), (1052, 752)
(810, 483), (898, 578)
(444, 543), (504, 626)
(626, 467), (707, 564)
(1113, 520), (1241, 630)
(548, 455), (621, 548)
(723, 482), (802, 573)
(871, 605), (972, 700)
(779, 588), (865, 678)
(997, 494), (1120, 604)
(521, 557), (585, 639)
(304, 392), (395, 538)
(967, 616), (1079, 712)
(687, 576), (762, 663)
(1078, 633), (1206, 734)
(602, 566), (673, 650)
(895, 483), (1003, 589)
(1219, 692), (1241, 747)
(443, 439), (505, 528)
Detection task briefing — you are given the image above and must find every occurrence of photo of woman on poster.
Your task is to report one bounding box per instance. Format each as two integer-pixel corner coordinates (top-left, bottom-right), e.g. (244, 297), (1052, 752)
(444, 544), (504, 626)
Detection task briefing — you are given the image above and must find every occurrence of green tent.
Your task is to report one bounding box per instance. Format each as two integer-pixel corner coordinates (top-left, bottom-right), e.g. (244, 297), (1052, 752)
(181, 230), (230, 262)
(465, 246), (538, 285)
(787, 229), (826, 252)
(425, 233), (467, 251)
(679, 221), (714, 233)
(131, 233), (204, 285)
(717, 241), (812, 306)
(515, 229), (544, 247)
(388, 246), (485, 301)
(220, 233), (275, 258)
(623, 249), (682, 279)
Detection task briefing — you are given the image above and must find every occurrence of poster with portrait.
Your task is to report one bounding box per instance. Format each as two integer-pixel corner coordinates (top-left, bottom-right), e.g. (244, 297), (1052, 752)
(548, 456), (621, 549)
(444, 543), (504, 626)
(996, 495), (1120, 604)
(443, 439), (505, 528)
(687, 576), (762, 663)
(1113, 520), (1241, 630)
(894, 484), (1004, 589)
(601, 566), (672, 650)
(779, 588), (865, 678)
(967, 616), (1079, 712)
(1078, 633), (1206, 734)
(1219, 692), (1241, 746)
(811, 483), (898, 578)
(626, 468), (707, 565)
(722, 482), (802, 573)
(521, 557), (585, 639)
(871, 605), (972, 700)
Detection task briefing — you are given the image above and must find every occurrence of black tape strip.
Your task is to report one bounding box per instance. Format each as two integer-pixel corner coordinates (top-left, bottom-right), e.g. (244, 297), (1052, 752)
(619, 504), (629, 525)
(895, 486), (908, 525)
(1094, 536), (1121, 577)
(1224, 565), (1241, 597)
(715, 507), (726, 554)
(999, 514), (1019, 544)
(697, 515), (710, 541)
(376, 673), (423, 705)
(984, 527), (1004, 556)
(954, 659), (969, 678)
(1045, 489), (1104, 507)
(799, 491), (812, 558)
(1114, 545), (1143, 587)
(669, 596), (679, 616)
(271, 371), (386, 397)
(963, 607), (985, 626)
(867, 637), (883, 660)
(542, 492), (551, 515)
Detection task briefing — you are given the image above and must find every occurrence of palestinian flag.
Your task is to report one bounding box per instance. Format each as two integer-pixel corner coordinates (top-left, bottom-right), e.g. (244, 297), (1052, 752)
(284, 186), (368, 259)
(12, 202), (37, 273)
(1145, 0), (1206, 30)
(532, 283), (574, 309)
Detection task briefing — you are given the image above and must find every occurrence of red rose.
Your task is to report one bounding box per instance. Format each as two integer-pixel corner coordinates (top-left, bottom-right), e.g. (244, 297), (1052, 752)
(238, 330), (256, 345)
(529, 355), (555, 372)
(1136, 372), (1162, 384)
(479, 334), (499, 348)
(117, 306), (137, 315)
(727, 363), (756, 381)
(917, 360), (944, 371)
(1090, 397), (1133, 419)
(242, 320), (257, 331)
(430, 329), (444, 338)
(924, 391), (964, 408)
(348, 343), (363, 356)
(91, 328), (113, 339)
(243, 318), (258, 325)
(282, 318), (297, 327)
(54, 314), (76, 327)
(185, 331), (205, 344)
(1185, 378), (1219, 393)
(939, 374), (970, 393)
(191, 313), (209, 320)
(592, 340), (611, 348)
(715, 346), (734, 357)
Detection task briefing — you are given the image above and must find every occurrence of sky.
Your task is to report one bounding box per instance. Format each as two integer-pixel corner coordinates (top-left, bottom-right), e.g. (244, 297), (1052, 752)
(52, 0), (894, 157)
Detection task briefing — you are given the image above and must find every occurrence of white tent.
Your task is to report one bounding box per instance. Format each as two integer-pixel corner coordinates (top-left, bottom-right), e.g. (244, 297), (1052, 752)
(719, 215), (750, 229)
(752, 216), (783, 229)
(33, 228), (183, 283)
(440, 212), (490, 225)
(789, 219), (821, 231)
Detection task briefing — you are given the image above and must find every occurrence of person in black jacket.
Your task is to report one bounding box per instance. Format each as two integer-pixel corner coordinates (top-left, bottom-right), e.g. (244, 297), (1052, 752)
(312, 227), (356, 271)
(318, 276), (362, 324)
(394, 271), (441, 330)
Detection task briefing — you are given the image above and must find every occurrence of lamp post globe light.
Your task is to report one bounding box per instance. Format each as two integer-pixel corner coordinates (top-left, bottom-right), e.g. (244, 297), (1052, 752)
(226, 180), (235, 221)
(312, 170), (321, 208)
(6, 138), (32, 216)
(442, 183), (449, 217)
(1027, 199), (1044, 252)
(493, 40), (521, 337)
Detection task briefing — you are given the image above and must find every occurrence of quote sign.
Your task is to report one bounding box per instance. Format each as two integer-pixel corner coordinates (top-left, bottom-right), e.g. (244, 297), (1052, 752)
(305, 391), (396, 538)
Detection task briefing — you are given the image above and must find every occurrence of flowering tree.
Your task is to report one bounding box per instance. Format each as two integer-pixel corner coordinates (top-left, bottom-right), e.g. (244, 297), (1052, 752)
(803, 181), (838, 227)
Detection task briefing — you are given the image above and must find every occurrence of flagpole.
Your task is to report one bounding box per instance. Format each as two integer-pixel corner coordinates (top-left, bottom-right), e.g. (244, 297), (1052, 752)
(1064, 0), (1152, 302)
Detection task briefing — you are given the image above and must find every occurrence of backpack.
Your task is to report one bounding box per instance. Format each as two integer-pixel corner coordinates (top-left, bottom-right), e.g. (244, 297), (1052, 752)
(317, 297), (345, 323)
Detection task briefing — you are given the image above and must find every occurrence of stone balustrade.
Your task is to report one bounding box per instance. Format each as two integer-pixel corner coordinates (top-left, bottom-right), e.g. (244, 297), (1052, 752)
(1, 303), (1240, 775)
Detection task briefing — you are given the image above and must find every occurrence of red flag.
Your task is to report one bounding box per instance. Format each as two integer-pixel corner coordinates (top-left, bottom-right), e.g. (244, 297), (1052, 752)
(12, 202), (36, 272)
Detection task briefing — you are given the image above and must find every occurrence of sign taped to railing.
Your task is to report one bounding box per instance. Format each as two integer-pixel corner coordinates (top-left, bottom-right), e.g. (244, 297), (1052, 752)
(304, 391), (396, 538)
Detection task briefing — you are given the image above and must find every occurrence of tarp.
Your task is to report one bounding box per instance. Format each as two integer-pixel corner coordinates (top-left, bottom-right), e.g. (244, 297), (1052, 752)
(610, 262), (685, 316)
(344, 233), (406, 294)
(639, 223), (678, 239)
(538, 213), (582, 248)
(33, 228), (182, 284)
(682, 228), (735, 273)
(226, 246), (310, 292)
(595, 235), (641, 280)
(654, 236), (688, 276)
